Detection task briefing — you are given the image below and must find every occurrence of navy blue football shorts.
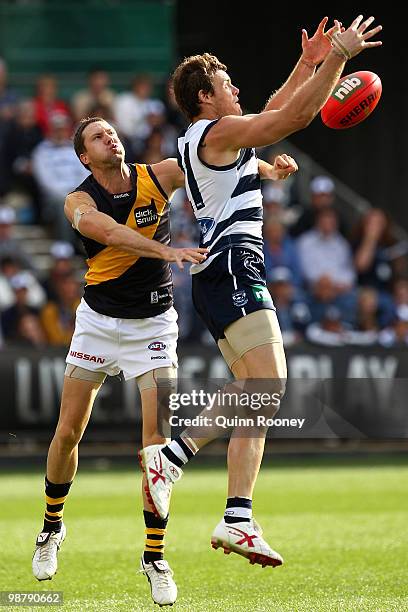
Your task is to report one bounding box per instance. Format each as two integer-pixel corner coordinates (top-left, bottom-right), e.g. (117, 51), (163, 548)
(191, 247), (276, 342)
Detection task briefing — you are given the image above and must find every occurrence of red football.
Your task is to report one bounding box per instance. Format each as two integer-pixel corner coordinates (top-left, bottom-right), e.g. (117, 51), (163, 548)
(321, 70), (382, 129)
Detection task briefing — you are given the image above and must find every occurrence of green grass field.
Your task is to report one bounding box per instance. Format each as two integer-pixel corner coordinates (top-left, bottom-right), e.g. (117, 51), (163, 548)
(1, 455), (407, 612)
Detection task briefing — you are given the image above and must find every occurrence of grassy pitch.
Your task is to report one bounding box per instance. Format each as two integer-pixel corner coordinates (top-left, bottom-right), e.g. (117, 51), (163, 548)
(0, 455), (407, 611)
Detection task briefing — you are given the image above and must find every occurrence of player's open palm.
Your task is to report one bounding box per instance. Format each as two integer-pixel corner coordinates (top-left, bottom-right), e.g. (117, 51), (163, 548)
(301, 17), (343, 66)
(331, 15), (382, 59)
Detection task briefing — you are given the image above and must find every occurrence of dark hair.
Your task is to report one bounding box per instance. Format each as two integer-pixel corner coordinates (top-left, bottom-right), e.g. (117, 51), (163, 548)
(172, 53), (226, 120)
(88, 67), (106, 76)
(73, 116), (104, 170)
(350, 208), (395, 248)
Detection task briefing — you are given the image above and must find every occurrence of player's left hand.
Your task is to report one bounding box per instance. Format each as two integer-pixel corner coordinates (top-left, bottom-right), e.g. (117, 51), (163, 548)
(301, 16), (344, 66)
(272, 154), (298, 180)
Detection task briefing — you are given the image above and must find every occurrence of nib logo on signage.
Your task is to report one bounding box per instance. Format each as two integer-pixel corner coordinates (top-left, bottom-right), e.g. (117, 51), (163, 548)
(333, 76), (363, 102)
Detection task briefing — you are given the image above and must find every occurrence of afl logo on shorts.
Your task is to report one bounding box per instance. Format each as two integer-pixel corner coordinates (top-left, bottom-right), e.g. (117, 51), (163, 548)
(232, 290), (248, 307)
(148, 341), (166, 351)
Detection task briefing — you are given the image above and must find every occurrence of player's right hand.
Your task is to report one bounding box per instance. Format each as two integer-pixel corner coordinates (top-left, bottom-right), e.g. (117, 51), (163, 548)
(165, 247), (209, 270)
(331, 15), (382, 59)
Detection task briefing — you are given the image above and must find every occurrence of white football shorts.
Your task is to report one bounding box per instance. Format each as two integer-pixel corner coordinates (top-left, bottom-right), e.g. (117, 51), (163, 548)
(66, 298), (178, 380)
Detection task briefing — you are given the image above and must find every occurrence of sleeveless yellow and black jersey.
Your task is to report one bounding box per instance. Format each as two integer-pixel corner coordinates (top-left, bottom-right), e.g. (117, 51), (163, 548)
(74, 163), (173, 319)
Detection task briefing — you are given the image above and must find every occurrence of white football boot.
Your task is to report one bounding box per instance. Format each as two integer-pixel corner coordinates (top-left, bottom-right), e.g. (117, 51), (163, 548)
(32, 523), (66, 580)
(211, 518), (283, 568)
(140, 556), (177, 607)
(138, 445), (182, 519)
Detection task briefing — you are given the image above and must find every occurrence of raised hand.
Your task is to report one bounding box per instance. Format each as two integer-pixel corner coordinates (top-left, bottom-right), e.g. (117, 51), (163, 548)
(302, 16), (344, 66)
(331, 15), (382, 60)
(273, 154), (298, 180)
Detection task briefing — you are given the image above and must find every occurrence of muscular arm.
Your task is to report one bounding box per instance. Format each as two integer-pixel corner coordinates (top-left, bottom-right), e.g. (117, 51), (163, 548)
(265, 17), (337, 111)
(150, 157), (185, 198)
(208, 50), (346, 150)
(64, 191), (207, 268)
(264, 58), (316, 112)
(206, 16), (381, 150)
(64, 192), (173, 258)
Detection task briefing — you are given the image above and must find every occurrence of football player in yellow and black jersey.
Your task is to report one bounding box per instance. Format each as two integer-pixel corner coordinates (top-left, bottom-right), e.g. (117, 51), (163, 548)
(32, 117), (208, 606)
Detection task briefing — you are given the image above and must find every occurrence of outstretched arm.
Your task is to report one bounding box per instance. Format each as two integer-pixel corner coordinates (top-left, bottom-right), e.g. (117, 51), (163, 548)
(64, 191), (207, 270)
(265, 17), (341, 111)
(206, 15), (382, 150)
(258, 155), (298, 180)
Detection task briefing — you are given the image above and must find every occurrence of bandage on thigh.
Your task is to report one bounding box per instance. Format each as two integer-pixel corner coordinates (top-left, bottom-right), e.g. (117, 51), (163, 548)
(219, 310), (284, 370)
(136, 367), (177, 393)
(65, 364), (107, 383)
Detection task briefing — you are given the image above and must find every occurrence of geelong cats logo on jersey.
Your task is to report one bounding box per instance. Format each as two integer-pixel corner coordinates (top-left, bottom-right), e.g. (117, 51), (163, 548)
(198, 217), (215, 236)
(134, 199), (158, 228)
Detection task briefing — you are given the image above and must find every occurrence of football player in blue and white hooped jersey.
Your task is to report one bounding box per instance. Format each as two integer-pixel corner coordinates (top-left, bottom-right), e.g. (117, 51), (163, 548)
(140, 16), (383, 569)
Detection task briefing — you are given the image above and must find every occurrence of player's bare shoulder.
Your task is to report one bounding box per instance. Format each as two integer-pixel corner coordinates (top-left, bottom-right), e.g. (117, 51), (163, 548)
(203, 114), (257, 152)
(150, 158), (184, 195)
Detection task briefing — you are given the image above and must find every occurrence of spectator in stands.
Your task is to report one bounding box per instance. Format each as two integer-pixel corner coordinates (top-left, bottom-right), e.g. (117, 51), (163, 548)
(169, 188), (200, 243)
(290, 175), (347, 237)
(1, 99), (43, 222)
(297, 208), (356, 305)
(1, 272), (40, 340)
(0, 58), (18, 119)
(164, 77), (187, 133)
(262, 184), (286, 219)
(267, 266), (310, 346)
(142, 128), (166, 164)
(40, 273), (80, 346)
(351, 208), (408, 293)
(33, 74), (70, 136)
(32, 112), (89, 242)
(0, 257), (21, 311)
(392, 278), (408, 309)
(306, 305), (350, 347)
(0, 261), (46, 311)
(346, 287), (380, 345)
(114, 74), (165, 157)
(0, 206), (33, 268)
(11, 312), (47, 348)
(161, 78), (188, 157)
(263, 216), (303, 289)
(43, 241), (76, 300)
(379, 304), (408, 347)
(71, 68), (115, 122)
(308, 274), (356, 326)
(0, 59), (18, 193)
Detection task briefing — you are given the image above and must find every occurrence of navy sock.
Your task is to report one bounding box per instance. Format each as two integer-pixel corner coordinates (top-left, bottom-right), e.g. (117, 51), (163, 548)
(162, 436), (195, 468)
(224, 497), (252, 524)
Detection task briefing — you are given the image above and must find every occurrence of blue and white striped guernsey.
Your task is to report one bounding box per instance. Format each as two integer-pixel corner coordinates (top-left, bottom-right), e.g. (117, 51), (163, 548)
(177, 119), (264, 274)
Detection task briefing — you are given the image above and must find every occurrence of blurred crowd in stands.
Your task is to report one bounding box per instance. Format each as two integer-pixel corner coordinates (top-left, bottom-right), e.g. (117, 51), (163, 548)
(1, 60), (408, 350)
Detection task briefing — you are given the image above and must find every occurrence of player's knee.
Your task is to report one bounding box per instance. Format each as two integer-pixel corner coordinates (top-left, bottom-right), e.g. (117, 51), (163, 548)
(55, 423), (85, 450)
(231, 376), (285, 420)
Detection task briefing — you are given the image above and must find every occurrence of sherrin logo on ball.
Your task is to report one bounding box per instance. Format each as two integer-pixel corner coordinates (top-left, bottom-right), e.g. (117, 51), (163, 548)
(321, 70), (382, 129)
